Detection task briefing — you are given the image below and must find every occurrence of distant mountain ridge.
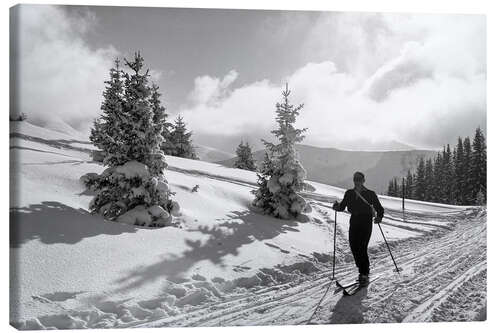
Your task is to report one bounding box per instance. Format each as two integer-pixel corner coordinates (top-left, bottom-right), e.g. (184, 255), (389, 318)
(194, 144), (235, 163)
(217, 144), (438, 194)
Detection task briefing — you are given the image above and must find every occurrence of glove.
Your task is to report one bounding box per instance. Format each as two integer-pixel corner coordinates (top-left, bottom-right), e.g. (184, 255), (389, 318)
(374, 216), (382, 224)
(332, 201), (339, 211)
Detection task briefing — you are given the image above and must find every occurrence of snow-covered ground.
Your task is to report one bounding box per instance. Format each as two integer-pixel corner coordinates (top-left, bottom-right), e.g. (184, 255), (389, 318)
(9, 122), (486, 329)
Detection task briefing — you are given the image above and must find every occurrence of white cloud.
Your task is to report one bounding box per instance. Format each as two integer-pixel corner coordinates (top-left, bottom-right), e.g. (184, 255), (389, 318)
(12, 7), (485, 150)
(181, 13), (485, 150)
(148, 69), (163, 84)
(188, 70), (239, 106)
(13, 5), (118, 135)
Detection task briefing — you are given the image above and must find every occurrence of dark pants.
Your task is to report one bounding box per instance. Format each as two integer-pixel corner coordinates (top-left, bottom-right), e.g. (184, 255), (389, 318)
(349, 214), (373, 275)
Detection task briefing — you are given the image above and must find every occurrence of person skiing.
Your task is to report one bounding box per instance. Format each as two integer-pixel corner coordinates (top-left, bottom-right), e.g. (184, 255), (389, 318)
(332, 171), (384, 286)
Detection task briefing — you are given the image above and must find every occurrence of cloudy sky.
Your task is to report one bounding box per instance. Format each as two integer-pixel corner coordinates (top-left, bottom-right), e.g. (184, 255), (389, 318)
(13, 4), (486, 152)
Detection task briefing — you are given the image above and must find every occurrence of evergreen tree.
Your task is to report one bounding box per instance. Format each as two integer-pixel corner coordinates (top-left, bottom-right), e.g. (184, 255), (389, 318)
(90, 59), (124, 166)
(254, 151), (274, 211)
(471, 127), (487, 202)
(390, 178), (399, 197)
(432, 152), (443, 202)
(454, 137), (465, 204)
(444, 144), (455, 203)
(252, 84), (308, 219)
(163, 115), (198, 159)
(149, 84), (175, 155)
(451, 146), (458, 204)
(476, 188), (486, 206)
(384, 127), (486, 206)
(415, 157), (426, 200)
(387, 178), (394, 196)
(85, 52), (179, 227)
(234, 141), (256, 171)
(405, 169), (414, 199)
(394, 178), (401, 197)
(463, 136), (473, 204)
(424, 158), (434, 202)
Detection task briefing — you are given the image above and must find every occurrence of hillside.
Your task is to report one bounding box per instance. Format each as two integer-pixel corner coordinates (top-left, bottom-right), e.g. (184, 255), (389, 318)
(9, 122), (485, 329)
(218, 144), (438, 194)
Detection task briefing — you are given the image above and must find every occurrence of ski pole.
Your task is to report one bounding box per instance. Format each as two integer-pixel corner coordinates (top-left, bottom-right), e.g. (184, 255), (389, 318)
(377, 222), (401, 274)
(331, 210), (337, 280)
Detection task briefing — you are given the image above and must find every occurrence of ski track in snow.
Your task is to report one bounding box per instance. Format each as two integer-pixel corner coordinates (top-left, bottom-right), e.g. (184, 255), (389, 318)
(137, 208), (485, 327)
(10, 125), (486, 329)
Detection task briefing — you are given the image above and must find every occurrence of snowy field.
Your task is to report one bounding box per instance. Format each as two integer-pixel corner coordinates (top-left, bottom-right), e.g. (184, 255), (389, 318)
(10, 122), (486, 329)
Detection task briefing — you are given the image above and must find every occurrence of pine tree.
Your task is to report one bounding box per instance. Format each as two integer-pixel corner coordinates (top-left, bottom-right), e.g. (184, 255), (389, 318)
(451, 146), (458, 204)
(455, 137), (465, 204)
(149, 84), (174, 156)
(234, 141), (256, 171)
(471, 127), (487, 203)
(252, 83), (308, 219)
(254, 151), (274, 211)
(463, 136), (473, 204)
(444, 144), (455, 203)
(432, 151), (446, 202)
(394, 178), (401, 197)
(424, 158), (434, 202)
(163, 115), (198, 159)
(90, 59), (124, 166)
(388, 178), (395, 196)
(387, 178), (394, 196)
(476, 188), (486, 205)
(415, 157), (426, 201)
(405, 170), (414, 199)
(385, 128), (486, 206)
(85, 52), (179, 227)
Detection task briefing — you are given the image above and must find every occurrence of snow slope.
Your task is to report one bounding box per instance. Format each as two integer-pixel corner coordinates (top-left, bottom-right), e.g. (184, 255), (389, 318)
(9, 122), (485, 329)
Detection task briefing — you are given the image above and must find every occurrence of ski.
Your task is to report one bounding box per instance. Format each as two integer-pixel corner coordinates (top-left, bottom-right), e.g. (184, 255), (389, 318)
(343, 275), (381, 296)
(335, 279), (358, 291)
(333, 281), (358, 295)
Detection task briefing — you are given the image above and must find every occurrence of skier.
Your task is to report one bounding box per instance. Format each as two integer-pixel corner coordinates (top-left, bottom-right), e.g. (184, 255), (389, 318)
(332, 171), (384, 286)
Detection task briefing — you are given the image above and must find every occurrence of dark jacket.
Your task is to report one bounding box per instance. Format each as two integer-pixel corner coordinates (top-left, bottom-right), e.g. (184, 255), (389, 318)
(334, 187), (384, 219)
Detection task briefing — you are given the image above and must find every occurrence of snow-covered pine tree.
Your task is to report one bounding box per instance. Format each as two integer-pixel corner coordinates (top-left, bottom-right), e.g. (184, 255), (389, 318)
(150, 84), (168, 144)
(163, 115), (198, 159)
(254, 151), (274, 211)
(252, 83), (309, 219)
(234, 141), (256, 171)
(90, 59), (124, 166)
(84, 52), (180, 227)
(150, 84), (176, 160)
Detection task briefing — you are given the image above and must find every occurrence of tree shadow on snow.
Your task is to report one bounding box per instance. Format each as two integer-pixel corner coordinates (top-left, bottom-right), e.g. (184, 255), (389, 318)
(112, 208), (308, 293)
(329, 288), (368, 324)
(10, 132), (93, 154)
(10, 201), (138, 248)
